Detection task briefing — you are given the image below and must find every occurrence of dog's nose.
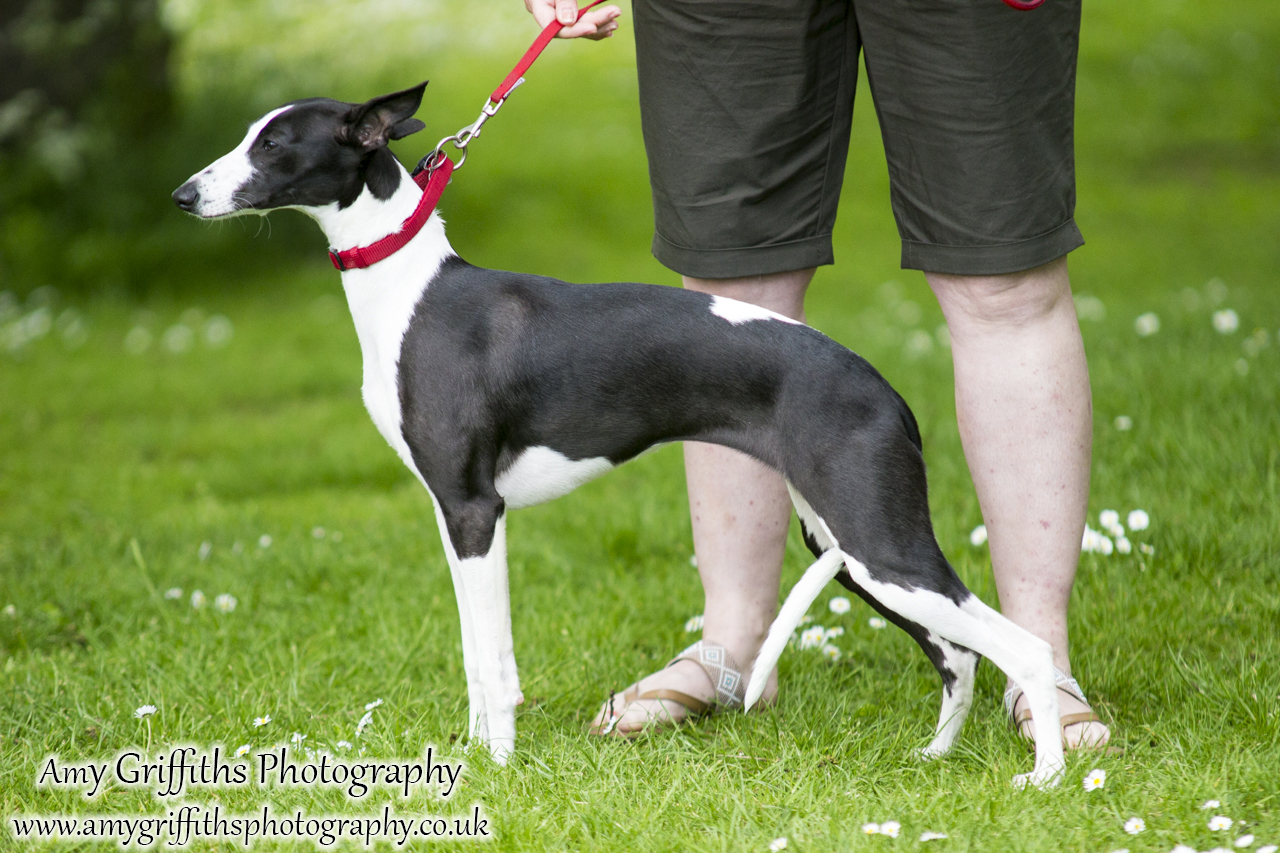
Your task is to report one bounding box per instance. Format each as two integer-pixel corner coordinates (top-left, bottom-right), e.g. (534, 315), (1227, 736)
(172, 182), (199, 212)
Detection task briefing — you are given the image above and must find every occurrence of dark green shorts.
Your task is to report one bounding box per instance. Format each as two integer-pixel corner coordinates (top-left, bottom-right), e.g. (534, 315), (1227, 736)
(632, 0), (1084, 278)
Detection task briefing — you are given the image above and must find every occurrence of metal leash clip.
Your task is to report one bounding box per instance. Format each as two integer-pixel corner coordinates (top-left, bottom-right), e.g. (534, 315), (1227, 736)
(418, 78), (527, 180)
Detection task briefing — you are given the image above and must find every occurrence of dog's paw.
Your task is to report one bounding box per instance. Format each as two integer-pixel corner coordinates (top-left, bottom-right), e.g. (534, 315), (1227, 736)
(917, 743), (950, 762)
(488, 738), (514, 766)
(1011, 766), (1063, 790)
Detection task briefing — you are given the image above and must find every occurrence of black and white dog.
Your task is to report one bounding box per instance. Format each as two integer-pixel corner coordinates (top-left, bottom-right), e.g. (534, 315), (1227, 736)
(174, 83), (1065, 787)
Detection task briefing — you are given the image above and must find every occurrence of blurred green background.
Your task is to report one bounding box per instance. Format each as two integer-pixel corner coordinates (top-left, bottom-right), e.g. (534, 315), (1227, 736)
(2, 0), (1276, 299)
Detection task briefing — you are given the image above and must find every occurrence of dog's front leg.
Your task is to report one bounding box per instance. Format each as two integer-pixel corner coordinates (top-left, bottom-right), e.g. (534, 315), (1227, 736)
(460, 511), (522, 763)
(437, 498), (521, 765)
(428, 497), (487, 743)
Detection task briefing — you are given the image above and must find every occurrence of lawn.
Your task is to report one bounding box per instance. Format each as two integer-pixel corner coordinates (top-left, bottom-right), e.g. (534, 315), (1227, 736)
(1, 0), (1278, 850)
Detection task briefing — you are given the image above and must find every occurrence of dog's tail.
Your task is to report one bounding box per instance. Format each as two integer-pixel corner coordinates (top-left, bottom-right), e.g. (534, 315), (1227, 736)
(743, 547), (847, 711)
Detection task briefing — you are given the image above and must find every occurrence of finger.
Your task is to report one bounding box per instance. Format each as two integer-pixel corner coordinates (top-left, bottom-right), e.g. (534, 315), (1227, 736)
(560, 7), (621, 39)
(582, 20), (620, 41)
(528, 0), (558, 28)
(556, 0), (577, 25)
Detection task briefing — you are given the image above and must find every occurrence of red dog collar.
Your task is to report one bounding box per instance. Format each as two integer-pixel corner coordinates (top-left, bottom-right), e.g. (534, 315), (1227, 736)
(328, 154), (454, 272)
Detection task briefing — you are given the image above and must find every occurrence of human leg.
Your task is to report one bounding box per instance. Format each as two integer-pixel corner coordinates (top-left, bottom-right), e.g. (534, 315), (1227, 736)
(927, 257), (1108, 748)
(589, 269), (812, 735)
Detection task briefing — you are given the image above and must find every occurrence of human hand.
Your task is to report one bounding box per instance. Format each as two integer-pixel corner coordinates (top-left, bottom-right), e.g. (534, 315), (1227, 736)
(523, 0), (621, 40)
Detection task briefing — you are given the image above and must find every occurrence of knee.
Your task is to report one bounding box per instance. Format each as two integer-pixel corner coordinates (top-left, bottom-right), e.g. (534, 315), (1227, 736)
(928, 257), (1071, 330)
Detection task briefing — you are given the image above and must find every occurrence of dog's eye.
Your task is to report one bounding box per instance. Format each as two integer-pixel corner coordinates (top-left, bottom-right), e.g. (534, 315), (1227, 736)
(261, 139), (279, 151)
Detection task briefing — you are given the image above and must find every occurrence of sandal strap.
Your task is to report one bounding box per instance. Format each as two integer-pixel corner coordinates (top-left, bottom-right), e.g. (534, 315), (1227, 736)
(634, 688), (712, 717)
(1003, 665), (1091, 720)
(666, 640), (745, 711)
(1014, 708), (1103, 726)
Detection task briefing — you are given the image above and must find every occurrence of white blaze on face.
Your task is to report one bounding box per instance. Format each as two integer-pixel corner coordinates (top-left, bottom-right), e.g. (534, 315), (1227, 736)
(184, 105), (293, 218)
(709, 295), (803, 326)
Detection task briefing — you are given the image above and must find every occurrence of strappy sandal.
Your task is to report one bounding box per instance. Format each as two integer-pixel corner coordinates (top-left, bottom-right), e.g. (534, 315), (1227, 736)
(1003, 666), (1119, 752)
(590, 640), (746, 737)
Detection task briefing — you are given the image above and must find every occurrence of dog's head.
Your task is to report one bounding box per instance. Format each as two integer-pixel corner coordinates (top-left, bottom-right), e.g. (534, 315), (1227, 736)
(172, 83), (428, 218)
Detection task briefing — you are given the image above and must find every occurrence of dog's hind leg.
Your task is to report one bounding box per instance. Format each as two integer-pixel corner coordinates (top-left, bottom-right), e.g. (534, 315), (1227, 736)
(919, 636), (980, 759)
(837, 556), (1063, 788)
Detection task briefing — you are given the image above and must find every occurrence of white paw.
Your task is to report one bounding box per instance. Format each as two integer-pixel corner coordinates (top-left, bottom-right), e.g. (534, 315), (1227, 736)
(1011, 767), (1063, 790)
(918, 743), (950, 761)
(488, 738), (514, 766)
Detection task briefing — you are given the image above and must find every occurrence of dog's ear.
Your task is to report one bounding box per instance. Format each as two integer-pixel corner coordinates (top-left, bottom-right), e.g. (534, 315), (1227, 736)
(344, 81), (427, 149)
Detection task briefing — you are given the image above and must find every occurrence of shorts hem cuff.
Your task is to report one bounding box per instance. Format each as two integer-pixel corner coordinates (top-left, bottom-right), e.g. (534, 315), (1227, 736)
(652, 232), (835, 280)
(901, 219), (1085, 276)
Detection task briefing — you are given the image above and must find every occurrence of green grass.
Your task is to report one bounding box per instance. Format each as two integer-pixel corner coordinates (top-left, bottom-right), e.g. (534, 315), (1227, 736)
(2, 0), (1279, 849)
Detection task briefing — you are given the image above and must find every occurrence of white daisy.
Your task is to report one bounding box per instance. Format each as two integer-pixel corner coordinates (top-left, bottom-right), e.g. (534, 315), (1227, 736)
(1082, 526), (1114, 555)
(1082, 768), (1106, 791)
(164, 587), (183, 600)
(1135, 312), (1161, 336)
(820, 643), (841, 661)
(290, 732), (306, 744)
(134, 705), (157, 719)
(253, 715), (272, 728)
(862, 823), (880, 835)
(1100, 510), (1121, 530)
(1114, 415), (1133, 431)
(1209, 816), (1234, 832)
(258, 534), (272, 549)
(1127, 510), (1150, 531)
(970, 524), (988, 546)
(1116, 537), (1132, 555)
(829, 597), (851, 615)
(920, 832), (948, 842)
(1139, 543), (1156, 556)
(689, 555), (697, 568)
(879, 821), (901, 838)
(336, 741), (352, 750)
(364, 698), (383, 711)
(769, 838), (788, 852)
(214, 594), (237, 613)
(190, 590), (207, 608)
(1235, 836), (1255, 848)
(868, 617), (887, 630)
(198, 541), (212, 561)
(684, 614), (704, 633)
(1255, 845), (1277, 853)
(311, 526), (326, 539)
(799, 626), (826, 650)
(1213, 309), (1240, 334)
(1171, 846), (1198, 853)
(1201, 800), (1221, 810)
(1124, 817), (1146, 835)
(235, 744), (251, 758)
(356, 711), (374, 737)
(824, 627), (845, 640)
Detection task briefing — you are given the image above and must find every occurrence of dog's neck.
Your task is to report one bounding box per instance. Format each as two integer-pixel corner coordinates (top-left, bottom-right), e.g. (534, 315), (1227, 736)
(301, 159), (452, 258)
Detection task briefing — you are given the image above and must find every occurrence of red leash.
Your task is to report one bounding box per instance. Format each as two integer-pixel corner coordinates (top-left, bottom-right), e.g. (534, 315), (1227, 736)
(331, 2), (606, 272)
(416, 0), (610, 178)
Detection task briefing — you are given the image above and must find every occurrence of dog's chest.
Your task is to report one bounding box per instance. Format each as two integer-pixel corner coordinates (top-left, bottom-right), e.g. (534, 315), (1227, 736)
(342, 265), (429, 476)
